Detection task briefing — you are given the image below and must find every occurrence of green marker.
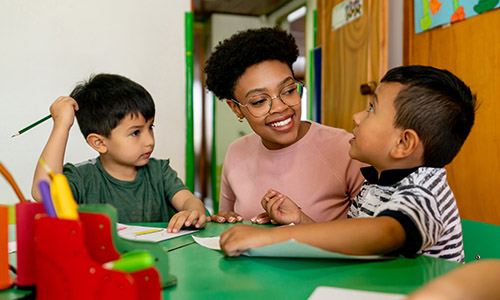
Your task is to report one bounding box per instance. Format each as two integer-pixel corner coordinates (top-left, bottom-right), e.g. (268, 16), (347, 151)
(103, 250), (154, 273)
(12, 114), (51, 137)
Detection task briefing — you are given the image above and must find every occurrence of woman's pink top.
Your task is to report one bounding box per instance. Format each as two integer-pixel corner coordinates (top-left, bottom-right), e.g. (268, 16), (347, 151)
(219, 121), (366, 221)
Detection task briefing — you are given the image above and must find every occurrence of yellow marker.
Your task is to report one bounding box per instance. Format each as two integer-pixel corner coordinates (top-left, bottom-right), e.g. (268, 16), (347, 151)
(51, 174), (79, 220)
(134, 229), (163, 236)
(39, 158), (55, 179)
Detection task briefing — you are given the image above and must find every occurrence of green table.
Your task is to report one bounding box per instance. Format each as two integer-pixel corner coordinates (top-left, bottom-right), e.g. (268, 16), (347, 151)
(163, 222), (460, 299)
(2, 222), (462, 300)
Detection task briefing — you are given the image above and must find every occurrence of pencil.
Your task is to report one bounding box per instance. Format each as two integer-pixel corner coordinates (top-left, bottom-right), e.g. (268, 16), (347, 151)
(11, 114), (51, 137)
(134, 229), (163, 236)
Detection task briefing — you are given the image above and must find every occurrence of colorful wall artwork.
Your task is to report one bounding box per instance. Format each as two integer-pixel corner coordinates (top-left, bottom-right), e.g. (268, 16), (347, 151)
(414, 0), (500, 33)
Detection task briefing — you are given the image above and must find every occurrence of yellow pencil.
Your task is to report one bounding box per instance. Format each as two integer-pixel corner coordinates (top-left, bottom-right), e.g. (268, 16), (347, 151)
(134, 229), (163, 236)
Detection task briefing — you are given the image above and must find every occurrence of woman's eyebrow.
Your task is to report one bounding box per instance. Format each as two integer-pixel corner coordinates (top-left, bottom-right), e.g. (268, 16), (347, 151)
(277, 76), (294, 88)
(245, 87), (267, 98)
(245, 76), (294, 98)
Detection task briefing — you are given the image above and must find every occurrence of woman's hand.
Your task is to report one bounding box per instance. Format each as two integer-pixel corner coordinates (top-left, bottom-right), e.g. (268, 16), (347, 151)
(207, 211), (243, 223)
(250, 212), (278, 224)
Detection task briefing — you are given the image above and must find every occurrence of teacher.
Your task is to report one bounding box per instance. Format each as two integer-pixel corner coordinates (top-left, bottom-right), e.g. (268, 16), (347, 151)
(204, 27), (365, 224)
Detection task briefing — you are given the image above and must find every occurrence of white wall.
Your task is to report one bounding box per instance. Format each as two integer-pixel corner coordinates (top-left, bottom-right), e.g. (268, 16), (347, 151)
(0, 0), (190, 204)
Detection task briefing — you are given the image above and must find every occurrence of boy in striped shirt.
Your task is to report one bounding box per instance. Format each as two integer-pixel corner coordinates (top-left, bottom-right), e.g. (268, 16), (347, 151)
(219, 65), (476, 263)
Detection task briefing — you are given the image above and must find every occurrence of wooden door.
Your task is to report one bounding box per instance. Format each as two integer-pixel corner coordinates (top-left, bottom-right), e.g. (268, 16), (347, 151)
(317, 0), (388, 131)
(404, 2), (500, 225)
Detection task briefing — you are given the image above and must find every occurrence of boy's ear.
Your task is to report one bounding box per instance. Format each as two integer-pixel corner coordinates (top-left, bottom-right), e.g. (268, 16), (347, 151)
(391, 129), (421, 159)
(226, 100), (244, 119)
(86, 133), (107, 154)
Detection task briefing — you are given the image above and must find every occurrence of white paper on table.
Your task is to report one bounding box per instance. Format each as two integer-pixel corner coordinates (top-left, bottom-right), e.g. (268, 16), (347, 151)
(192, 236), (393, 260)
(8, 241), (16, 253)
(308, 286), (405, 300)
(117, 223), (197, 242)
(192, 236), (221, 250)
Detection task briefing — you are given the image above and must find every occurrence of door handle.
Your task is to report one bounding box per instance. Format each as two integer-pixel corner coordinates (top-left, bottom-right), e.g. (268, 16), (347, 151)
(360, 81), (377, 95)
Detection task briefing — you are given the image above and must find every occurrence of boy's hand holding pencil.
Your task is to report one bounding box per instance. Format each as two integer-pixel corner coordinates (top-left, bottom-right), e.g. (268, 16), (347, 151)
(49, 96), (79, 130)
(11, 96), (78, 138)
(12, 96), (78, 137)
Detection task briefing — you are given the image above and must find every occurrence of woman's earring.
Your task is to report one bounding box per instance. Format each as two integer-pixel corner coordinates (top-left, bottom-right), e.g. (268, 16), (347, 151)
(238, 117), (244, 123)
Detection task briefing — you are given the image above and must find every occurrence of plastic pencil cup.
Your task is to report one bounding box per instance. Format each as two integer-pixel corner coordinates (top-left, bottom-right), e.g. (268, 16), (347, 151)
(15, 202), (45, 288)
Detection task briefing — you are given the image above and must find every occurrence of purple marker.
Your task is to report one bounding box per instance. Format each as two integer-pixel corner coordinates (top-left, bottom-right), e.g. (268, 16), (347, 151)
(38, 180), (57, 217)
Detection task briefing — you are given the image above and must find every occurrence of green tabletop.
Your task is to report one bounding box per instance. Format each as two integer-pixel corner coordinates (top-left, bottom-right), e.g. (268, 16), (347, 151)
(162, 222), (460, 300)
(2, 222), (462, 300)
(461, 219), (500, 262)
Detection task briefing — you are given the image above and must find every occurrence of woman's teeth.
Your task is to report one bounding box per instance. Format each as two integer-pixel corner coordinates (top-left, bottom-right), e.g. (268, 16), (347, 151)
(270, 117), (291, 127)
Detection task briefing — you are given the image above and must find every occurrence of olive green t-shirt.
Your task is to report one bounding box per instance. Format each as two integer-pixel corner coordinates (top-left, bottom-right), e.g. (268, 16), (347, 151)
(63, 157), (187, 223)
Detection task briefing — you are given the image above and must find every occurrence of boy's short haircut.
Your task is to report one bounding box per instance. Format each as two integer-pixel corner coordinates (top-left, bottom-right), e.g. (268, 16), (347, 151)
(381, 65), (477, 167)
(204, 27), (299, 101)
(70, 74), (155, 138)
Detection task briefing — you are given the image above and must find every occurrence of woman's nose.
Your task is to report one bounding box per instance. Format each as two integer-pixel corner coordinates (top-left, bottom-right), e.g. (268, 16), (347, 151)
(269, 95), (288, 113)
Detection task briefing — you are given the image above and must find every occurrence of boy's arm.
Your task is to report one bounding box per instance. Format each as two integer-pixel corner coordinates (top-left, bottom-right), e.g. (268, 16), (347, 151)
(167, 189), (207, 233)
(31, 97), (78, 202)
(220, 216), (406, 257)
(407, 259), (500, 300)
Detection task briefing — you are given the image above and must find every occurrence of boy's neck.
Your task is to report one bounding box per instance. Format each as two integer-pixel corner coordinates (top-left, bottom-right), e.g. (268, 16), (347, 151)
(375, 149), (424, 179)
(100, 157), (138, 181)
(375, 161), (423, 179)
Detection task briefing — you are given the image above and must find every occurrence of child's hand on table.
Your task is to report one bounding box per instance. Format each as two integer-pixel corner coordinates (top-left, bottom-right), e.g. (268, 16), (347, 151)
(219, 224), (276, 257)
(167, 210), (206, 233)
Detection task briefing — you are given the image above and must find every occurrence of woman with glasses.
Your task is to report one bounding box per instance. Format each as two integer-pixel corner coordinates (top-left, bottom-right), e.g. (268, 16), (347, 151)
(204, 27), (365, 225)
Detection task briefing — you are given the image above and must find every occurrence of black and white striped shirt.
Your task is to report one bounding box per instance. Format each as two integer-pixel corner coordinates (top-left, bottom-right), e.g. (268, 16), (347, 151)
(348, 166), (464, 263)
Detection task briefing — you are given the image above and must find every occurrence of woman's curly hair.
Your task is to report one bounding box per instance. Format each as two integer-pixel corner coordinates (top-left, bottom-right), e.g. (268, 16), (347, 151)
(204, 27), (299, 101)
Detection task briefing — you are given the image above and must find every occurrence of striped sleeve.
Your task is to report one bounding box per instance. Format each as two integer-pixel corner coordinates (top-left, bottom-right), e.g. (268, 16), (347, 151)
(375, 184), (444, 251)
(374, 168), (464, 262)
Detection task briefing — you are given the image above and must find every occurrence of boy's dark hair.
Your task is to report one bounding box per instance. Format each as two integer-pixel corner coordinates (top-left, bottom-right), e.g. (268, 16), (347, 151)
(204, 27), (299, 101)
(382, 65), (477, 167)
(70, 73), (155, 138)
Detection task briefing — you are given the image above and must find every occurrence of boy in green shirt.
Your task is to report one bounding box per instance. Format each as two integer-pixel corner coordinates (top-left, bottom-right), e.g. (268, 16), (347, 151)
(32, 74), (206, 232)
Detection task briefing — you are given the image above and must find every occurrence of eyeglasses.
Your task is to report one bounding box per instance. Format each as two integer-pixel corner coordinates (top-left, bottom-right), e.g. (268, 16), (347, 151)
(231, 81), (305, 118)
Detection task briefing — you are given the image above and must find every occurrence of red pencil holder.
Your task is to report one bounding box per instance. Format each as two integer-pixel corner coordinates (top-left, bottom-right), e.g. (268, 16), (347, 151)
(34, 216), (161, 300)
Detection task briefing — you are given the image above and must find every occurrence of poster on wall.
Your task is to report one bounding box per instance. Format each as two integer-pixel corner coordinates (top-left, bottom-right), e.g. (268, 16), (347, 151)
(414, 0), (500, 33)
(331, 0), (363, 30)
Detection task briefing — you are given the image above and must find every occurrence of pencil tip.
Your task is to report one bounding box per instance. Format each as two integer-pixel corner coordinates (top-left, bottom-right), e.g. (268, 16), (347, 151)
(11, 132), (19, 138)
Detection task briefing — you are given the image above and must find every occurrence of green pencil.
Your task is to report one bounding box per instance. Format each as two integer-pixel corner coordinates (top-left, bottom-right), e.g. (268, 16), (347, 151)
(11, 114), (52, 137)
